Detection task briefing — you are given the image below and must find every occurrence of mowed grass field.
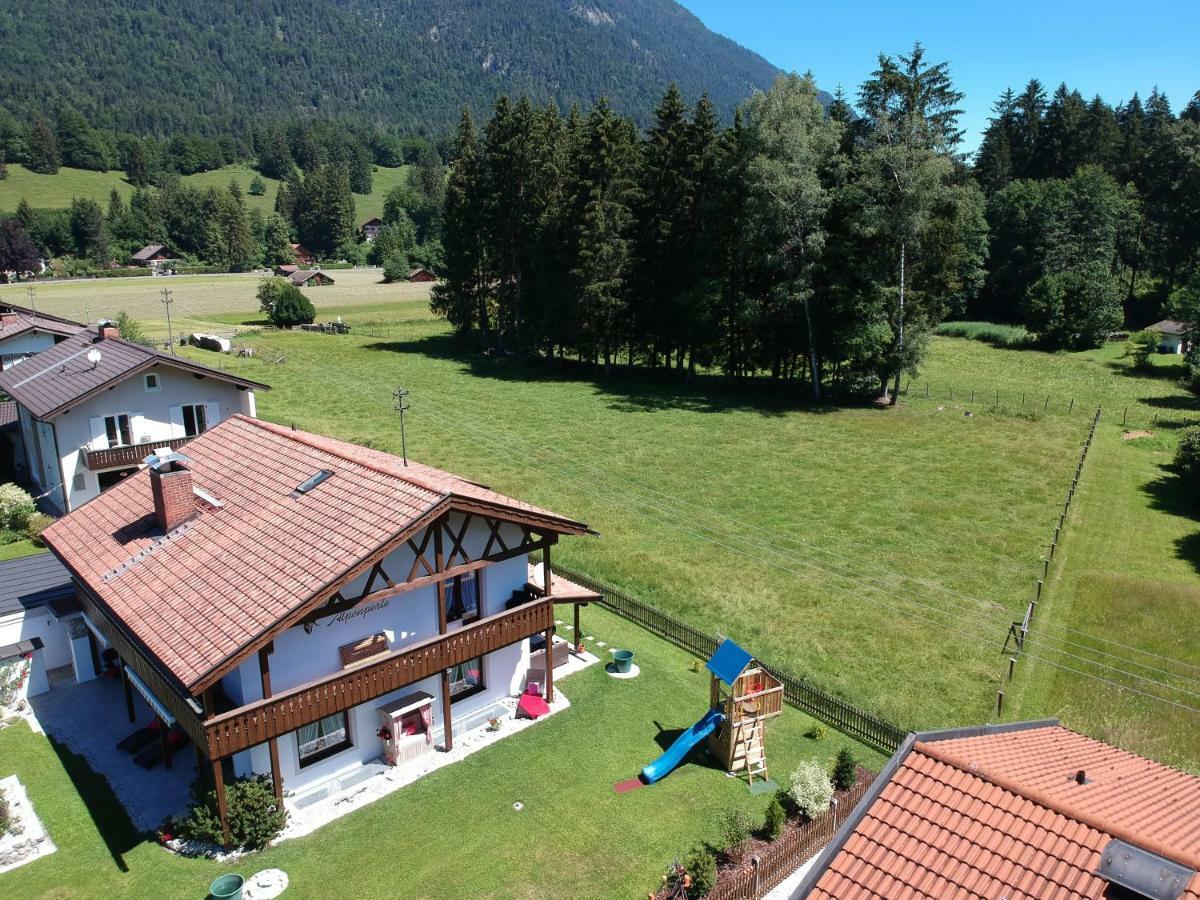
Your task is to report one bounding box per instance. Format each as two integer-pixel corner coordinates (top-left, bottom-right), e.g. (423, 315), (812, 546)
(18, 274), (1200, 768)
(0, 162), (410, 221)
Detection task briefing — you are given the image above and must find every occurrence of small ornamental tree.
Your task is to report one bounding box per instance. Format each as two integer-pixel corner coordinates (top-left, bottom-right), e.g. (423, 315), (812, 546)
(115, 310), (148, 345)
(789, 759), (834, 819)
(762, 795), (786, 840)
(682, 844), (717, 897)
(1127, 329), (1160, 370)
(248, 175), (267, 196)
(833, 746), (858, 791)
(180, 775), (286, 850)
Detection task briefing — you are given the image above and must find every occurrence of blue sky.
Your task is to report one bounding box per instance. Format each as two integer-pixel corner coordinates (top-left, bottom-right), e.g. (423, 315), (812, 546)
(677, 0), (1199, 154)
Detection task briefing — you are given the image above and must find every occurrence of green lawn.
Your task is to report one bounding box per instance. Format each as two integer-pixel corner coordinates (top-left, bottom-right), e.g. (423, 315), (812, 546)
(0, 606), (882, 899)
(14, 268), (1200, 767)
(0, 538), (39, 561)
(0, 163), (409, 223)
(153, 305), (1086, 735)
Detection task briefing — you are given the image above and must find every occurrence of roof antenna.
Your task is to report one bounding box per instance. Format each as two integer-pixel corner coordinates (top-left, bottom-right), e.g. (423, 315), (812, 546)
(393, 386), (410, 466)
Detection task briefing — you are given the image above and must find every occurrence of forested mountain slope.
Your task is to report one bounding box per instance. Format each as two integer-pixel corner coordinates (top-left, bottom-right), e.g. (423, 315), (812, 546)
(0, 0), (786, 134)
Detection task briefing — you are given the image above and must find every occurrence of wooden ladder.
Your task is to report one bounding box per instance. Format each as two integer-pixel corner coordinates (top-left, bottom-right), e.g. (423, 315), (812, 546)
(735, 716), (768, 785)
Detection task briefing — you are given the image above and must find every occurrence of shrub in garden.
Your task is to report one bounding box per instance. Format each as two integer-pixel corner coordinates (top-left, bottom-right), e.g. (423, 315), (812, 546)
(1127, 329), (1161, 370)
(789, 759), (834, 819)
(1175, 427), (1200, 481)
(833, 747), (857, 791)
(720, 807), (754, 856)
(761, 795), (786, 840)
(179, 775), (286, 850)
(25, 512), (54, 546)
(0, 785), (10, 837)
(682, 844), (717, 898)
(0, 483), (35, 531)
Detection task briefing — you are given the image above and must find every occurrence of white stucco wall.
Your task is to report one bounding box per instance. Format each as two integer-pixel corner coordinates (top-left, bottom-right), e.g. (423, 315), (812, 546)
(228, 514), (535, 795)
(0, 330), (59, 368)
(0, 608), (72, 670)
(29, 364), (256, 511)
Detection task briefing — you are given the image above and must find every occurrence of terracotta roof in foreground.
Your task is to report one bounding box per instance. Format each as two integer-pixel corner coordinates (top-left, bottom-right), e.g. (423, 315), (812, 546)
(43, 415), (590, 694)
(0, 328), (268, 419)
(799, 721), (1200, 899)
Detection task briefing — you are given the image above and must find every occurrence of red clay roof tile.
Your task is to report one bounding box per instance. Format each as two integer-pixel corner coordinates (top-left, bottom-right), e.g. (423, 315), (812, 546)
(804, 724), (1200, 899)
(43, 415), (589, 694)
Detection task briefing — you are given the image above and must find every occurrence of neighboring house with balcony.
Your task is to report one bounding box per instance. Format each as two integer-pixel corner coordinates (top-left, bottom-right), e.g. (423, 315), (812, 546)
(41, 415), (595, 845)
(0, 322), (267, 514)
(0, 302), (84, 371)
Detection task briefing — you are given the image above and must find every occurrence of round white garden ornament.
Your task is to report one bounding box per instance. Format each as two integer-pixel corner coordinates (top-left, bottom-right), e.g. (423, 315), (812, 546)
(244, 868), (289, 899)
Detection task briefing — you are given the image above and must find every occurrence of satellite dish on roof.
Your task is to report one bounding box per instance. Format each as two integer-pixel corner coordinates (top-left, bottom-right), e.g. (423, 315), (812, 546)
(86, 348), (102, 368)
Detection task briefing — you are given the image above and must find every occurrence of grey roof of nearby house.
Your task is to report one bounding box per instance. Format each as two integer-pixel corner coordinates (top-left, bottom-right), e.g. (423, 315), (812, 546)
(0, 551), (74, 618)
(289, 270), (332, 286)
(1148, 320), (1188, 336)
(0, 306), (86, 343)
(0, 328), (269, 420)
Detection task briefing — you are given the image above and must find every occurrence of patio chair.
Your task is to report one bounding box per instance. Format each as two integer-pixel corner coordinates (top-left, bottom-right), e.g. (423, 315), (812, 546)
(133, 725), (188, 768)
(116, 720), (162, 754)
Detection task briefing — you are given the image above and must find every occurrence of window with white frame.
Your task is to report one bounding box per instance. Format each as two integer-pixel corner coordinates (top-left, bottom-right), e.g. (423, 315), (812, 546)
(143, 373), (160, 391)
(104, 414), (132, 447)
(181, 403), (209, 437)
(296, 712), (352, 767)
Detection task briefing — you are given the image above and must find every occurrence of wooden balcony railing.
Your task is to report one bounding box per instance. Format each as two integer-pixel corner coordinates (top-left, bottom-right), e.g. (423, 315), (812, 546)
(204, 598), (554, 758)
(82, 435), (192, 471)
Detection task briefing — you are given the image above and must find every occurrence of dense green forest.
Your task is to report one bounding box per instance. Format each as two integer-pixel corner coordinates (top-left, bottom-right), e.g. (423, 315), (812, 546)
(432, 51), (1200, 398)
(0, 0), (782, 135)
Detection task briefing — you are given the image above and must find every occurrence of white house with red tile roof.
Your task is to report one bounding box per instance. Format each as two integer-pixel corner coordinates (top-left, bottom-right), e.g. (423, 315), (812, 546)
(0, 322), (267, 513)
(794, 720), (1200, 899)
(41, 415), (595, 842)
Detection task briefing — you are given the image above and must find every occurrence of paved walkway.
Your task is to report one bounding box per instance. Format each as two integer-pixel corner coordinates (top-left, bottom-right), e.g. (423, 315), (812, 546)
(28, 672), (194, 831)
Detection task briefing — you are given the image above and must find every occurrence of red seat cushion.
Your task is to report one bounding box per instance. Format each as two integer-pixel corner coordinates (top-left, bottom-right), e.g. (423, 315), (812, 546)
(517, 693), (551, 719)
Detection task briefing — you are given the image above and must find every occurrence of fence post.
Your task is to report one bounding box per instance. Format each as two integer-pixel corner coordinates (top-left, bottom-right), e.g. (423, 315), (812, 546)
(1044, 396), (1049, 412)
(996, 690), (1004, 715)
(1123, 408), (1127, 427)
(1069, 398), (1074, 413)
(751, 855), (761, 896)
(970, 389), (975, 403)
(1036, 579), (1043, 601)
(1008, 657), (1016, 680)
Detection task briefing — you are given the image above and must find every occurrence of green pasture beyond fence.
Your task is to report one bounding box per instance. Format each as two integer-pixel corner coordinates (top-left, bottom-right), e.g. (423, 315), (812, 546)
(552, 563), (906, 755)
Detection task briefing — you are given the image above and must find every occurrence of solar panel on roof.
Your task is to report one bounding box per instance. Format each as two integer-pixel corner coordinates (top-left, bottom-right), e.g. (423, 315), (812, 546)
(294, 469), (334, 495)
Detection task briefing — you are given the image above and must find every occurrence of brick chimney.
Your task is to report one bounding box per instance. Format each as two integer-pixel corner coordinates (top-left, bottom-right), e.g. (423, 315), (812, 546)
(149, 458), (196, 532)
(0, 312), (17, 328)
(98, 321), (119, 340)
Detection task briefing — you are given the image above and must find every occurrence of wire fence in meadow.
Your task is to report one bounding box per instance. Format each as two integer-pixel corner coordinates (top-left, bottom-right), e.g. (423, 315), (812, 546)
(552, 563), (906, 755)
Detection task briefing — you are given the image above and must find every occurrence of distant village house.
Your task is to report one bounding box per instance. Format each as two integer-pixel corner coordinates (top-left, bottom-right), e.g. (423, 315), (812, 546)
(291, 244), (316, 266)
(131, 243), (179, 270)
(1146, 320), (1191, 355)
(290, 270), (334, 288)
(360, 218), (383, 242)
(407, 267), (437, 283)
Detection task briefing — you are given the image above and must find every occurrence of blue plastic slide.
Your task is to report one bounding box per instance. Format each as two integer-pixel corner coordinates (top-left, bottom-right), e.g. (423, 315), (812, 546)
(641, 708), (725, 784)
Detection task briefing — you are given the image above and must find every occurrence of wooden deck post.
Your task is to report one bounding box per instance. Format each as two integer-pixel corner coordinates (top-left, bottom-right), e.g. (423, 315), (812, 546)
(157, 714), (172, 769)
(258, 643), (283, 802)
(434, 517), (453, 752)
(573, 602), (581, 653)
(543, 544), (553, 599)
(543, 625), (555, 703)
(212, 757), (232, 849)
(120, 659), (136, 722)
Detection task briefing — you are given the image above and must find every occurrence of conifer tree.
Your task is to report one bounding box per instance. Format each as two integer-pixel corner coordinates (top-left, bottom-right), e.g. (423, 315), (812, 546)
(27, 116), (60, 174)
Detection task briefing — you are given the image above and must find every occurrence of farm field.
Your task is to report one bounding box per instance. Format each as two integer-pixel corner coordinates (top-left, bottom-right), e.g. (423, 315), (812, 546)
(0, 606), (882, 899)
(0, 162), (410, 222)
(15, 274), (1200, 769)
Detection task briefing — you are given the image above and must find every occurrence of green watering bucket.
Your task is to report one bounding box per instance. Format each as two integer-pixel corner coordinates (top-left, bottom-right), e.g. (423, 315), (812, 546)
(612, 649), (634, 674)
(209, 873), (245, 900)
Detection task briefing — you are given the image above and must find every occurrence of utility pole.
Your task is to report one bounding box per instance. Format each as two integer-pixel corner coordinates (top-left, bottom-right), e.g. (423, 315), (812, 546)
(393, 387), (410, 466)
(25, 284), (35, 312)
(160, 287), (176, 354)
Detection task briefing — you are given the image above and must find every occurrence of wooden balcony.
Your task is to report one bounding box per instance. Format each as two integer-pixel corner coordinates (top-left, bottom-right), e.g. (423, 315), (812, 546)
(82, 435), (191, 471)
(203, 597), (554, 758)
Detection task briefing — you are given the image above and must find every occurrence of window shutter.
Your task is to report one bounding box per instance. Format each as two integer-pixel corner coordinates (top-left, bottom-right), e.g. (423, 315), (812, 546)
(88, 416), (108, 450)
(168, 405), (185, 438)
(204, 401), (221, 430)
